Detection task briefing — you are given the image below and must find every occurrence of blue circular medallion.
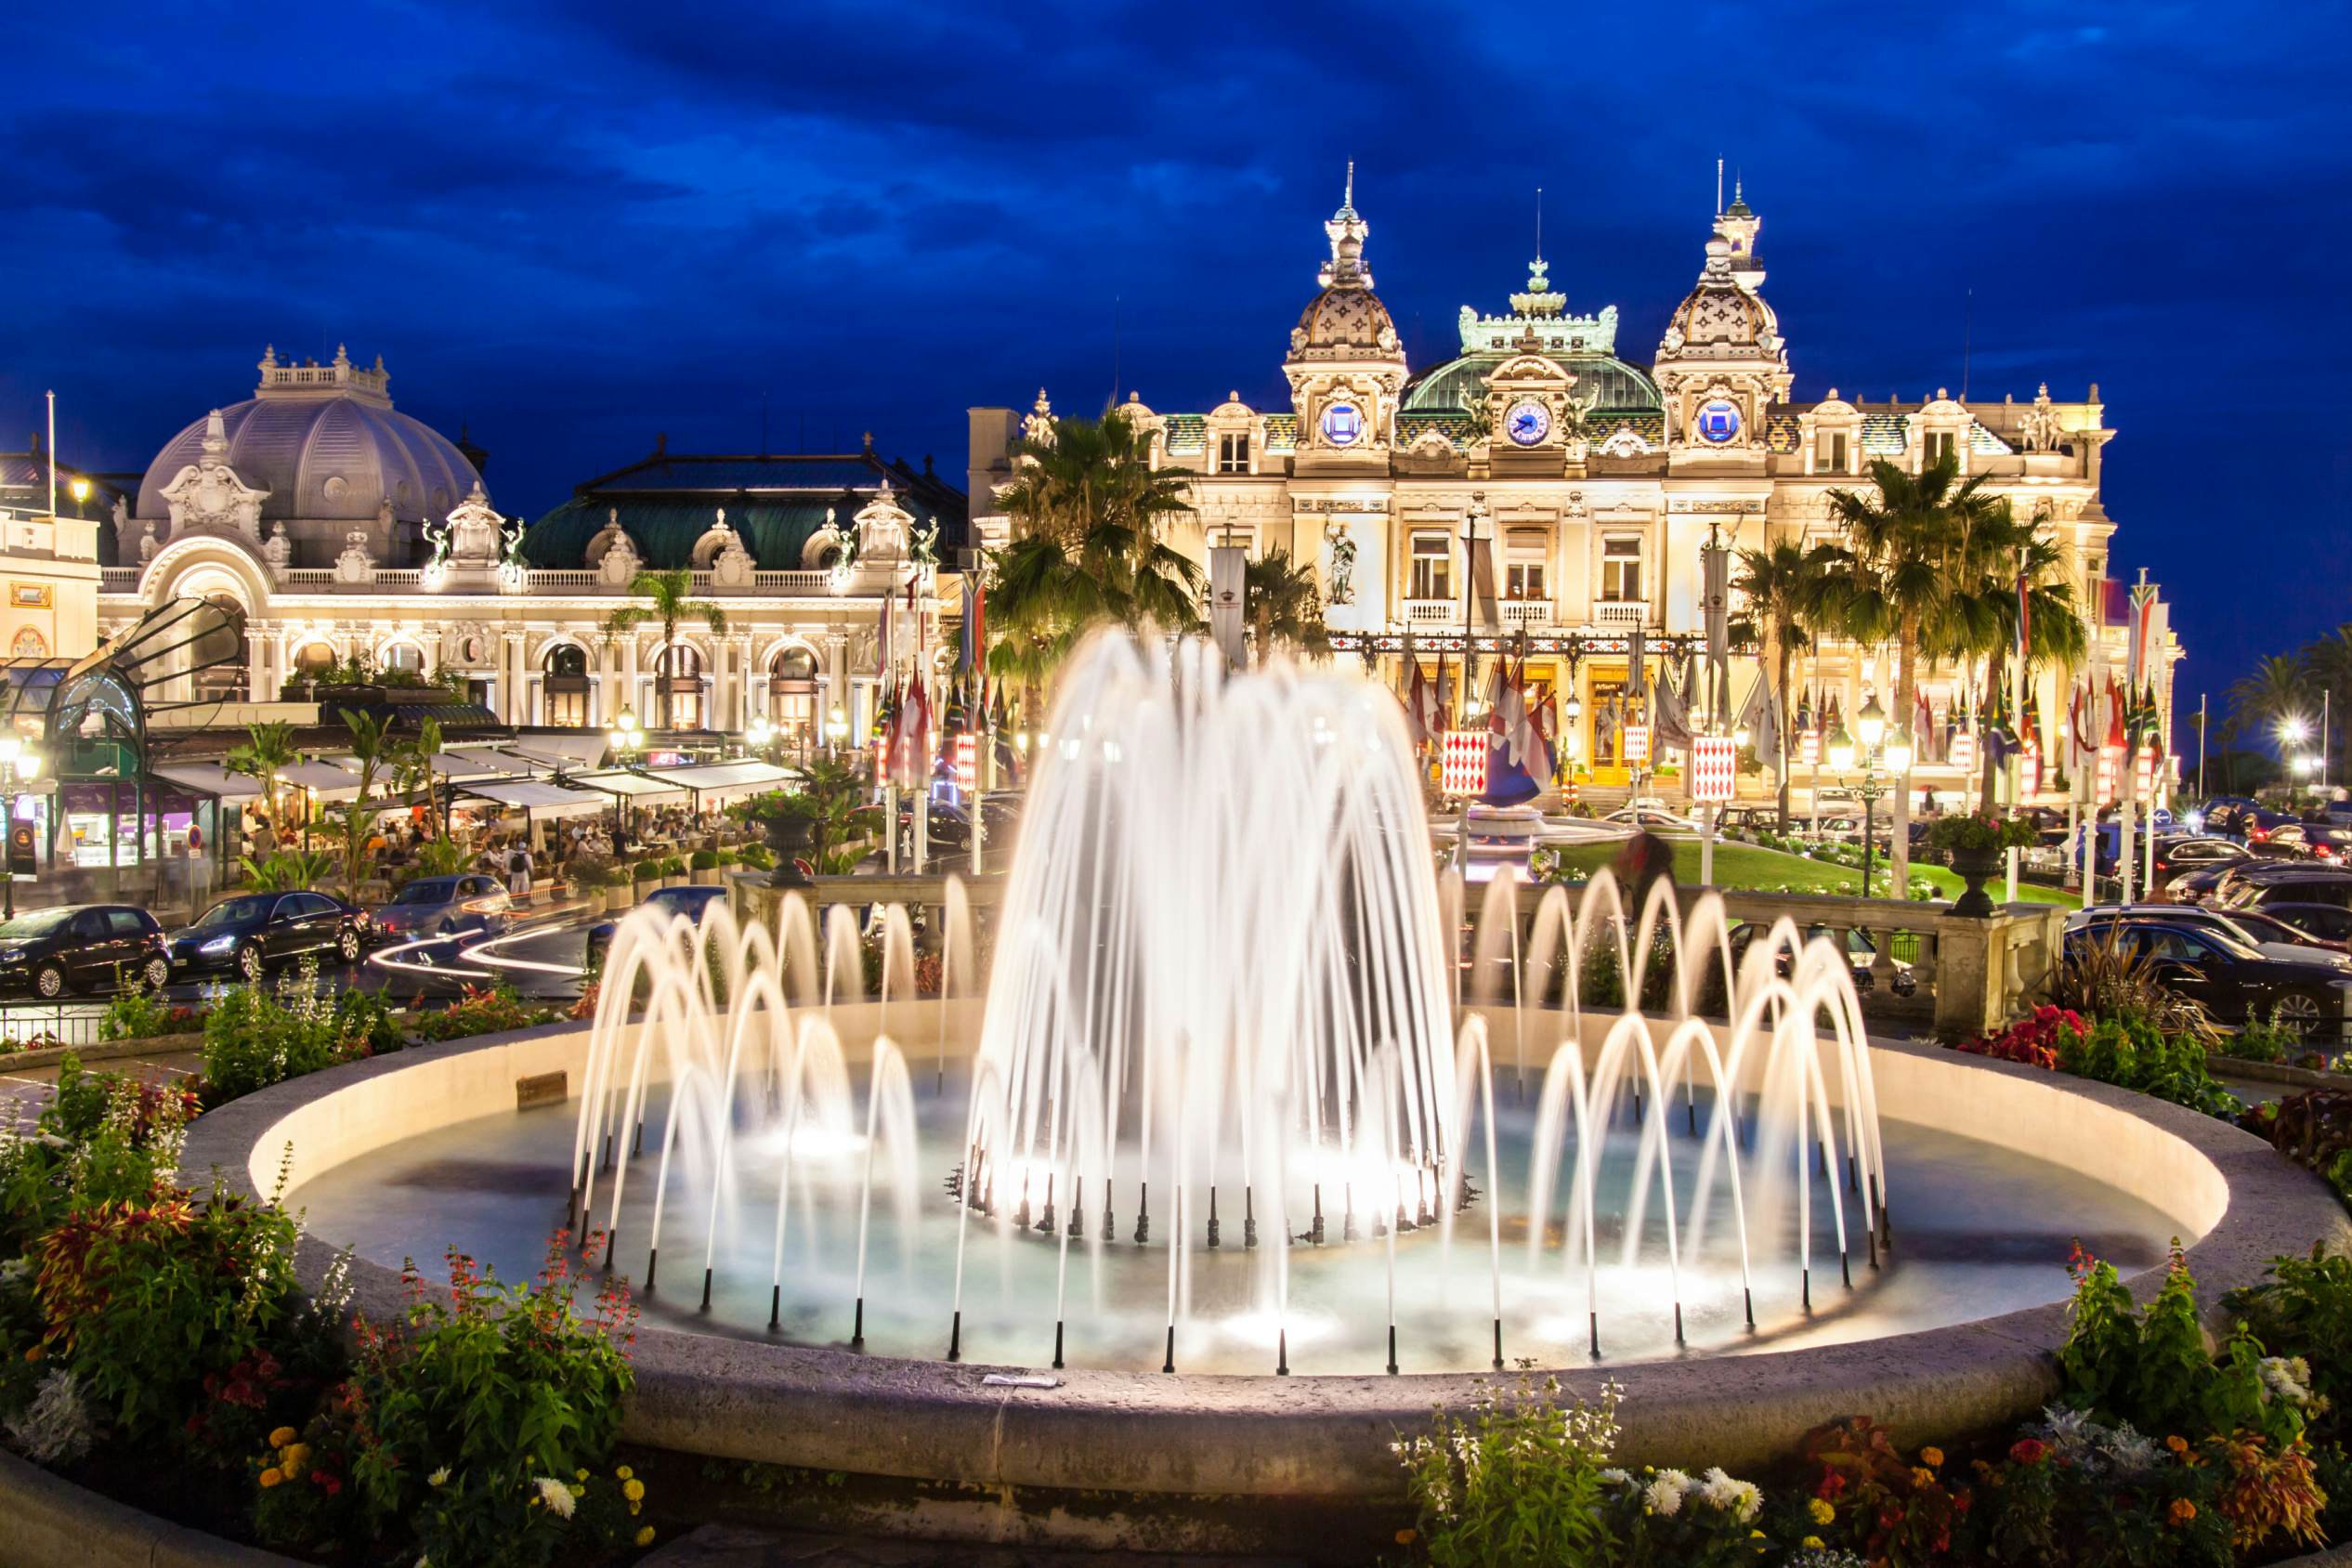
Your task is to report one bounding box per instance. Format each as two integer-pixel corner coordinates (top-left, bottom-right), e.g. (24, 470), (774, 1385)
(1320, 401), (1364, 447)
(1695, 399), (1743, 445)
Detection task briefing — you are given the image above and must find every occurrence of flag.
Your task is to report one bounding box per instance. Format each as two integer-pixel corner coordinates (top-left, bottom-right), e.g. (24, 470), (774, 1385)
(2016, 565), (2032, 668)
(1434, 647), (1454, 734)
(1404, 658), (1431, 750)
(960, 568), (987, 713)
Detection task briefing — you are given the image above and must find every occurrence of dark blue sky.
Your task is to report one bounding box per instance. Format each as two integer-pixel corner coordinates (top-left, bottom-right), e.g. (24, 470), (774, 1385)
(4, 2), (2346, 705)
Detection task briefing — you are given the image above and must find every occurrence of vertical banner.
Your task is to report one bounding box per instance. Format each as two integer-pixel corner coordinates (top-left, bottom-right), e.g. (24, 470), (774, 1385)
(1209, 545), (1247, 671)
(1700, 536), (1731, 728)
(1690, 736), (1736, 803)
(1441, 730), (1489, 797)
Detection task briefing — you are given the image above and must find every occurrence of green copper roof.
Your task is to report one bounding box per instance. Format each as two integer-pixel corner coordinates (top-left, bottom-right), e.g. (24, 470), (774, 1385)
(522, 498), (846, 570)
(1401, 352), (1663, 416)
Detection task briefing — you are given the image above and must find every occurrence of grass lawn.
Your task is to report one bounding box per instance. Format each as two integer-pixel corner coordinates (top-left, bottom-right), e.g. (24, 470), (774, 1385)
(1546, 839), (2080, 908)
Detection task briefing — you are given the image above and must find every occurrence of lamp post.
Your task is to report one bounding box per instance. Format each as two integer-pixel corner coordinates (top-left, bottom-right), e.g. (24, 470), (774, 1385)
(606, 707), (645, 843)
(1826, 695), (1912, 901)
(67, 478), (89, 519)
(746, 715), (776, 759)
(825, 706), (848, 759)
(0, 737), (42, 920)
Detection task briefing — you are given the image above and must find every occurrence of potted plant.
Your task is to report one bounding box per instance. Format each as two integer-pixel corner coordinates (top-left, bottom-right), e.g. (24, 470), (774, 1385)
(1925, 812), (2041, 917)
(689, 847), (721, 885)
(659, 854), (688, 889)
(633, 857), (662, 901)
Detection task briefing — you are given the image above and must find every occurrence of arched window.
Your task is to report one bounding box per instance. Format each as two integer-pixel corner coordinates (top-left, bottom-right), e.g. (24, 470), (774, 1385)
(769, 647), (819, 754)
(543, 643), (591, 727)
(192, 595), (247, 701)
(655, 644), (703, 728)
(771, 647), (817, 682)
(294, 642), (337, 673)
(656, 645), (701, 679)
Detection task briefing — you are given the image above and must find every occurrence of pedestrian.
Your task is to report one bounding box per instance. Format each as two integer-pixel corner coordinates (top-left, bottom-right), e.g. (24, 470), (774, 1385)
(507, 839), (533, 900)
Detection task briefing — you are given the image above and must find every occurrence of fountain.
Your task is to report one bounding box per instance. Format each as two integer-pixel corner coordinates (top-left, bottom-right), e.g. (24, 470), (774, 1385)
(484, 632), (2112, 1378)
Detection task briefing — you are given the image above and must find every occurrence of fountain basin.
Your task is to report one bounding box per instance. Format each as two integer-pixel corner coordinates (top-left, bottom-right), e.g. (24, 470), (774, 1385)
(179, 1005), (2349, 1557)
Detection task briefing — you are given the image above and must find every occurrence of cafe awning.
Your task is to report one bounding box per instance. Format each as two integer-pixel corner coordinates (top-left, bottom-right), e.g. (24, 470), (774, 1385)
(640, 760), (802, 804)
(456, 779), (610, 820)
(150, 763), (268, 801)
(505, 733), (608, 772)
(571, 769), (688, 802)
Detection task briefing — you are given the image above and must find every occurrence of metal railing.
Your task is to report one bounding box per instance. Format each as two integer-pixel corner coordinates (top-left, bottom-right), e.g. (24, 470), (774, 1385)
(1501, 598), (1553, 628)
(1594, 599), (1649, 628)
(99, 568), (139, 592)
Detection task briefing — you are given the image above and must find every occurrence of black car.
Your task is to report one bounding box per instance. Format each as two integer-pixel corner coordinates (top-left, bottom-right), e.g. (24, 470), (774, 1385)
(2255, 901), (2352, 949)
(169, 890), (368, 980)
(893, 794), (1021, 860)
(0, 905), (171, 998)
(2243, 811), (2319, 858)
(585, 883), (729, 968)
(2068, 918), (2352, 1037)
(1726, 921), (1915, 998)
(2222, 868), (2352, 913)
(2148, 834), (2249, 893)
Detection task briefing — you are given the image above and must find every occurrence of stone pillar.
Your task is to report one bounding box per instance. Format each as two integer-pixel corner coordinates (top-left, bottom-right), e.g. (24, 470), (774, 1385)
(621, 635), (641, 726)
(246, 624), (268, 702)
(503, 632), (527, 725)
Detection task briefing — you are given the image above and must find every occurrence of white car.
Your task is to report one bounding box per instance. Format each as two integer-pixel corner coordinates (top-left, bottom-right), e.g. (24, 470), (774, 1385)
(1602, 804), (1702, 833)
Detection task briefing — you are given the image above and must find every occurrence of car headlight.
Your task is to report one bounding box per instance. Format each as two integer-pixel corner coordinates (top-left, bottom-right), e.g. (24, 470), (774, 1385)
(198, 934), (237, 955)
(0, 947), (24, 963)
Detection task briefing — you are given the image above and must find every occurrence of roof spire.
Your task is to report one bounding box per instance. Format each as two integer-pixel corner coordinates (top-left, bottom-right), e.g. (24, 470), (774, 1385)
(1320, 164), (1372, 289)
(1715, 157), (1723, 216)
(1343, 159), (1354, 213)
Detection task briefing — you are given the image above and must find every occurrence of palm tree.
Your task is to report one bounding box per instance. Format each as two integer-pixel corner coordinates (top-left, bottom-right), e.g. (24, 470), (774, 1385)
(600, 568), (727, 731)
(388, 716), (448, 838)
(2228, 654), (2309, 749)
(1823, 453), (2011, 895)
(2299, 625), (2352, 780)
(1936, 506), (2088, 810)
(332, 708), (399, 895)
(1245, 548), (1330, 664)
(225, 720), (300, 847)
(1734, 537), (1844, 830)
(987, 410), (1204, 718)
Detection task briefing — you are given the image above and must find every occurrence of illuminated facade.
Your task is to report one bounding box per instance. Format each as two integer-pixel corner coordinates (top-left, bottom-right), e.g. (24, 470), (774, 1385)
(972, 178), (2175, 802)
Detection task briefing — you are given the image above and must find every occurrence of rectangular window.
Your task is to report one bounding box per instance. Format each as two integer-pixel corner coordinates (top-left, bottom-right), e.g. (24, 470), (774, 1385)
(1409, 535), (1452, 601)
(1601, 537), (1641, 602)
(547, 686), (589, 728)
(1821, 431), (1848, 472)
(1506, 561), (1546, 599)
(1216, 433), (1250, 475)
(1925, 430), (1956, 465)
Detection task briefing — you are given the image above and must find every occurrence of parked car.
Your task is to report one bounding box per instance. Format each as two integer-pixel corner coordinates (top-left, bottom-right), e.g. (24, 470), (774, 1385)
(2221, 868), (2352, 913)
(1603, 804), (1702, 832)
(372, 874), (515, 942)
(0, 904), (172, 998)
(893, 793), (1022, 859)
(2148, 833), (2250, 892)
(2067, 903), (2352, 967)
(2242, 811), (2318, 857)
(2261, 902), (2352, 947)
(2067, 918), (2352, 1037)
(1714, 806), (1779, 836)
(1727, 921), (1915, 998)
(2198, 796), (2261, 841)
(168, 891), (368, 980)
(585, 883), (729, 969)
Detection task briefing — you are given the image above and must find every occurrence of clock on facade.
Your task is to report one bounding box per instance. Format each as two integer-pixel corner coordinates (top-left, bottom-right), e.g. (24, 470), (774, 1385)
(1694, 399), (1744, 445)
(1504, 399), (1551, 447)
(1319, 401), (1365, 447)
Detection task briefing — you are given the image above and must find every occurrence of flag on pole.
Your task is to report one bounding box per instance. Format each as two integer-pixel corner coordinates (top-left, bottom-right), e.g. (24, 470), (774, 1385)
(1404, 658), (1431, 750)
(1434, 647), (1454, 734)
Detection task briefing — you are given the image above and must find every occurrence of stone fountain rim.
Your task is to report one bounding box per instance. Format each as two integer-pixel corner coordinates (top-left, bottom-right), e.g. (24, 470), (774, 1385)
(181, 1015), (2352, 1500)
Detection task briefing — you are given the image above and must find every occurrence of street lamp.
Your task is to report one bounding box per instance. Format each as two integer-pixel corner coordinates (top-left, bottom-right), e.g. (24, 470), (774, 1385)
(606, 707), (645, 841)
(1825, 697), (1911, 899)
(67, 478), (89, 518)
(746, 715), (775, 756)
(825, 707), (848, 754)
(0, 736), (41, 920)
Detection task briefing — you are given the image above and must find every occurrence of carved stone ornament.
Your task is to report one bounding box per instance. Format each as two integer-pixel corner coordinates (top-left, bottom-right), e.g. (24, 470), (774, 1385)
(333, 529), (376, 585)
(711, 525), (758, 588)
(442, 481), (504, 564)
(262, 524), (290, 574)
(2017, 384), (2066, 453)
(597, 529), (642, 588)
(853, 482), (912, 563)
(159, 410), (269, 541)
(138, 520), (159, 563)
(1322, 521), (1357, 608)
(1022, 388), (1056, 447)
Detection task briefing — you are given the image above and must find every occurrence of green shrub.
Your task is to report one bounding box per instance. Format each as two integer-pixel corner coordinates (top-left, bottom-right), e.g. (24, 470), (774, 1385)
(98, 973), (200, 1041)
(2228, 1006), (2305, 1065)
(200, 967), (391, 1104)
(632, 859), (661, 882)
(2054, 1013), (2241, 1118)
(350, 1236), (640, 1568)
(407, 982), (561, 1043)
(658, 855), (686, 877)
(713, 846), (737, 867)
(689, 848), (718, 870)
(737, 843), (775, 871)
(2058, 1242), (2300, 1447)
(1396, 1377), (1621, 1566)
(0, 1057), (201, 1253)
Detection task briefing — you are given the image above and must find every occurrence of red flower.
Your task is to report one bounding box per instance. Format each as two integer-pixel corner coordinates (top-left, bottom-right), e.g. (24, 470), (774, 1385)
(1816, 1470), (1848, 1501)
(2009, 1438), (2049, 1465)
(1953, 1488), (1974, 1514)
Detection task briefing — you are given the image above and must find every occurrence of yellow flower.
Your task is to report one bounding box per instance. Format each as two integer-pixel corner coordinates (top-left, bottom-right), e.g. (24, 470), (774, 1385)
(259, 1469), (283, 1489)
(1393, 1530), (1417, 1546)
(622, 1478), (646, 1502)
(630, 1501), (643, 1516)
(575, 1468), (589, 1482)
(1808, 1497), (1836, 1525)
(568, 1483), (583, 1498)
(268, 1427), (297, 1448)
(1920, 1446), (1944, 1468)
(634, 1526), (657, 1548)
(616, 1465), (633, 1481)
(2165, 1434), (2189, 1455)
(1802, 1537), (1825, 1550)
(1911, 1466), (1936, 1487)
(2168, 1498), (2197, 1526)
(282, 1444), (310, 1470)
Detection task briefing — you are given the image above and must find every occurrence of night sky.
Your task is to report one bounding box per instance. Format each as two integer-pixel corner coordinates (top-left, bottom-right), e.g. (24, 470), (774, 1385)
(4, 2), (2346, 711)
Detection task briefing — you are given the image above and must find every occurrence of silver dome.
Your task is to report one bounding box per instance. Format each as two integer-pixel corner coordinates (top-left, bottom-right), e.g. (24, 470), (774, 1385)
(136, 349), (481, 525)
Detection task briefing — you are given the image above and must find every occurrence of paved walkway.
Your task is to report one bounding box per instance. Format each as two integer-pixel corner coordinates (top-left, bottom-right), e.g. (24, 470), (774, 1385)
(0, 1044), (202, 1130)
(643, 1526), (1303, 1568)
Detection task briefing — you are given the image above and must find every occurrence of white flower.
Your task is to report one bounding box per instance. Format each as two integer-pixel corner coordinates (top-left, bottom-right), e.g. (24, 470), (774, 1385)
(1599, 1468), (1630, 1486)
(533, 1475), (576, 1520)
(1644, 1470), (1689, 1516)
(1727, 1478), (1764, 1523)
(2, 1369), (96, 1466)
(426, 1466), (450, 1487)
(2259, 1356), (2313, 1406)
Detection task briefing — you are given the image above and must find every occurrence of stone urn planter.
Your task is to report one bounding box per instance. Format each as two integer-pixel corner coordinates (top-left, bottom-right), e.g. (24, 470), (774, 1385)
(634, 878), (660, 902)
(1948, 846), (2003, 917)
(764, 814), (816, 888)
(605, 886), (632, 914)
(691, 867), (721, 886)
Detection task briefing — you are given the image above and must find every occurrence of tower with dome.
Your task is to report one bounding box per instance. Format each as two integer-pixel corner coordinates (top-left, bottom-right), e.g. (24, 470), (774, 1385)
(969, 172), (2174, 813)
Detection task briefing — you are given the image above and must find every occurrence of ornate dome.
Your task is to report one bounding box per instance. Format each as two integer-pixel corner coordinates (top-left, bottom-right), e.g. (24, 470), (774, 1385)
(1658, 240), (1781, 360)
(136, 346), (481, 525)
(1403, 351), (1661, 415)
(1286, 166), (1405, 366)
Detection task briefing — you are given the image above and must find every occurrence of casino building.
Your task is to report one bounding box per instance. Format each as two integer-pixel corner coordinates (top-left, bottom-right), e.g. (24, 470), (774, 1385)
(969, 176), (2176, 803)
(90, 346), (967, 757)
